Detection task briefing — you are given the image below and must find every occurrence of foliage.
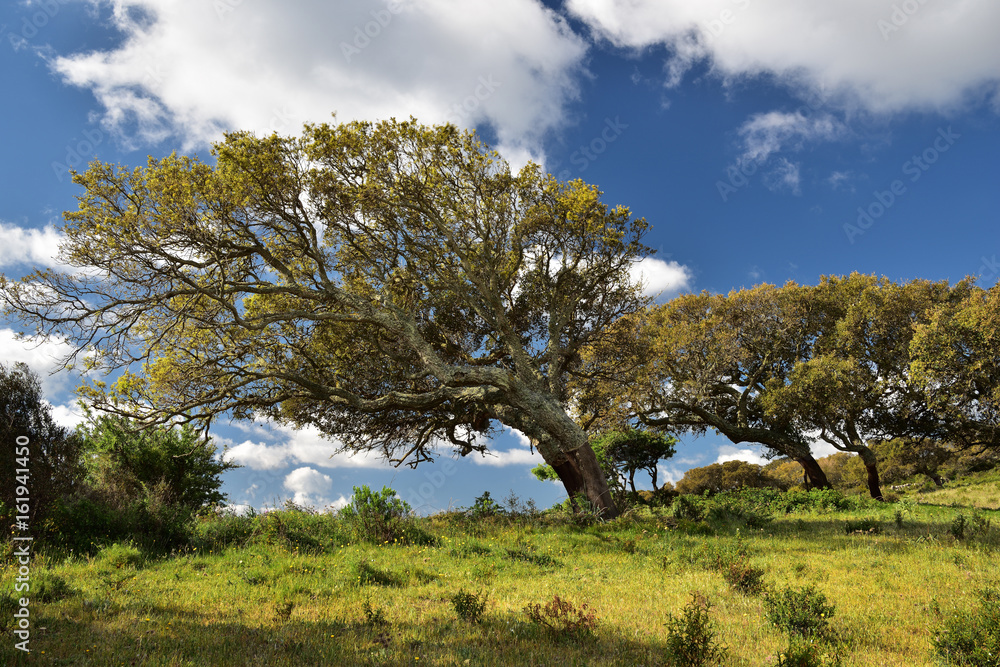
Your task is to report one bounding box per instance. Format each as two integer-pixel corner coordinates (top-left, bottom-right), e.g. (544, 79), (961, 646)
(339, 485), (432, 546)
(2, 117), (658, 518)
(98, 542), (145, 569)
(662, 593), (727, 666)
(676, 460), (788, 495)
(450, 588), (489, 624)
(465, 491), (503, 519)
(764, 585), (835, 637)
(0, 362), (86, 528)
(361, 597), (390, 627)
(524, 595), (597, 639)
(775, 638), (842, 667)
(933, 587), (1000, 666)
(533, 428), (677, 503)
(77, 412), (238, 511)
(32, 570), (74, 602)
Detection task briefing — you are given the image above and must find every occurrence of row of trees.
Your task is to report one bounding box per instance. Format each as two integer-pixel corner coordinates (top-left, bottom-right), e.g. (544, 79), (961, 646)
(577, 275), (1000, 500)
(2, 117), (998, 517)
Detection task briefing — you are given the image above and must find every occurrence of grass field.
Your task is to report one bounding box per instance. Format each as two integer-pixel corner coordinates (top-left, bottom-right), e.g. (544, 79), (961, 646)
(3, 489), (1000, 666)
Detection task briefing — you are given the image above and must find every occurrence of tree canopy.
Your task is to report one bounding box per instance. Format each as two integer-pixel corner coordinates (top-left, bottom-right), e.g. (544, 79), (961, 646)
(1, 117), (656, 518)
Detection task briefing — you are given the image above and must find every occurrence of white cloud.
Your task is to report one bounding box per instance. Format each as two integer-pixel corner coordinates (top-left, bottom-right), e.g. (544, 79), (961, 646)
(471, 447), (543, 467)
(0, 328), (78, 397)
(51, 0), (588, 159)
(47, 401), (87, 429)
(283, 466), (334, 508)
(631, 256), (692, 300)
(763, 157), (801, 195)
(737, 111), (845, 164)
(567, 0), (1000, 115)
(715, 444), (768, 466)
(222, 421), (401, 470)
(0, 222), (66, 270)
(224, 440), (292, 470)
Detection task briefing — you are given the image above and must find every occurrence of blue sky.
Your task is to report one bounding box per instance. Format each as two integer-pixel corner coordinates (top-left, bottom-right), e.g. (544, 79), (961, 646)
(2, 0), (999, 514)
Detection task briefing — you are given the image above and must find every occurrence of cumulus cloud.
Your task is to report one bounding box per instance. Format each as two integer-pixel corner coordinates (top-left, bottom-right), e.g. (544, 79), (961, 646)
(567, 0), (1000, 114)
(283, 466), (334, 508)
(51, 0), (588, 158)
(0, 222), (66, 270)
(223, 421), (403, 470)
(715, 444), (768, 466)
(0, 328), (78, 397)
(631, 256), (692, 300)
(471, 447), (543, 467)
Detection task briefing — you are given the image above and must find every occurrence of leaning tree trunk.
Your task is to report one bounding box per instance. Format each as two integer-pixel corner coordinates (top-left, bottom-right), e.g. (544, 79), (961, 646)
(856, 447), (884, 500)
(551, 442), (619, 519)
(794, 454), (832, 490)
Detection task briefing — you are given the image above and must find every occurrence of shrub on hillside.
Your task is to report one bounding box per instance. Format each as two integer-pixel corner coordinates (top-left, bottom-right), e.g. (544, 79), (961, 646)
(933, 586), (1000, 666)
(764, 585), (835, 637)
(339, 485), (434, 546)
(662, 593), (727, 666)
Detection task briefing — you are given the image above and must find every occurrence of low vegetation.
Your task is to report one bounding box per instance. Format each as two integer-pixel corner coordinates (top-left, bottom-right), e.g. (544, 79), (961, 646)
(3, 484), (1000, 665)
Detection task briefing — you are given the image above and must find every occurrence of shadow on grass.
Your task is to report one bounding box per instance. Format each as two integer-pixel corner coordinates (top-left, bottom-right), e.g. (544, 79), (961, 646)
(13, 601), (676, 667)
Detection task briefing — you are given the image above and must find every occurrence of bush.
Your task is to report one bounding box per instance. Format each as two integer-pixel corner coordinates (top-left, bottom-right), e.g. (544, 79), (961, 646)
(933, 587), (1000, 666)
(764, 585), (835, 637)
(662, 593), (727, 666)
(340, 485), (434, 546)
(32, 570), (74, 602)
(524, 595), (597, 640)
(451, 588), (489, 623)
(98, 542), (145, 569)
(775, 637), (841, 666)
(466, 491), (504, 519)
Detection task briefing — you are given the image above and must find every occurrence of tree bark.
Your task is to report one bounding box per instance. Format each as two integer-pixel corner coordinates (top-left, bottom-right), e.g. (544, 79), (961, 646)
(551, 443), (619, 519)
(857, 448), (884, 500)
(794, 455), (832, 490)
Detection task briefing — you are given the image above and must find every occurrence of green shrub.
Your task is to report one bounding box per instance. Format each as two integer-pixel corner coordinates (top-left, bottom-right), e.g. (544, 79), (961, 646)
(662, 593), (727, 666)
(466, 491), (503, 519)
(764, 585), (835, 637)
(951, 514), (968, 540)
(98, 542), (145, 569)
(362, 596), (389, 627)
(933, 587), (1000, 666)
(775, 637), (841, 666)
(32, 570), (74, 602)
(451, 588), (489, 623)
(340, 485), (434, 546)
(671, 495), (705, 521)
(723, 559), (767, 596)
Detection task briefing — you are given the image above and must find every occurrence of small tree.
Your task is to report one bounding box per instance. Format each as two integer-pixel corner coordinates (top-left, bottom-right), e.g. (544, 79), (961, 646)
(76, 412), (239, 510)
(675, 460), (787, 496)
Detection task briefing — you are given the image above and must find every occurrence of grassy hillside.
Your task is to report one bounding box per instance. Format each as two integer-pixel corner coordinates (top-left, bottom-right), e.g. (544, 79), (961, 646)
(3, 490), (999, 666)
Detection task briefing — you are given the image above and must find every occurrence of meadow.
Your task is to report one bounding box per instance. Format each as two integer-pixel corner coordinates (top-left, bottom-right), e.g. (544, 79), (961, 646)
(3, 482), (1000, 666)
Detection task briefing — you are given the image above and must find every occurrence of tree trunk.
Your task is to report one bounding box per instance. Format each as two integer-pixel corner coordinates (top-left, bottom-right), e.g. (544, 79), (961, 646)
(551, 443), (619, 519)
(857, 448), (884, 500)
(794, 455), (832, 490)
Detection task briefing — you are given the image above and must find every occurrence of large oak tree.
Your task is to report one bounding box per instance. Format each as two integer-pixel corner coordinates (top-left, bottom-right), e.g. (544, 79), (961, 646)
(1, 118), (656, 518)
